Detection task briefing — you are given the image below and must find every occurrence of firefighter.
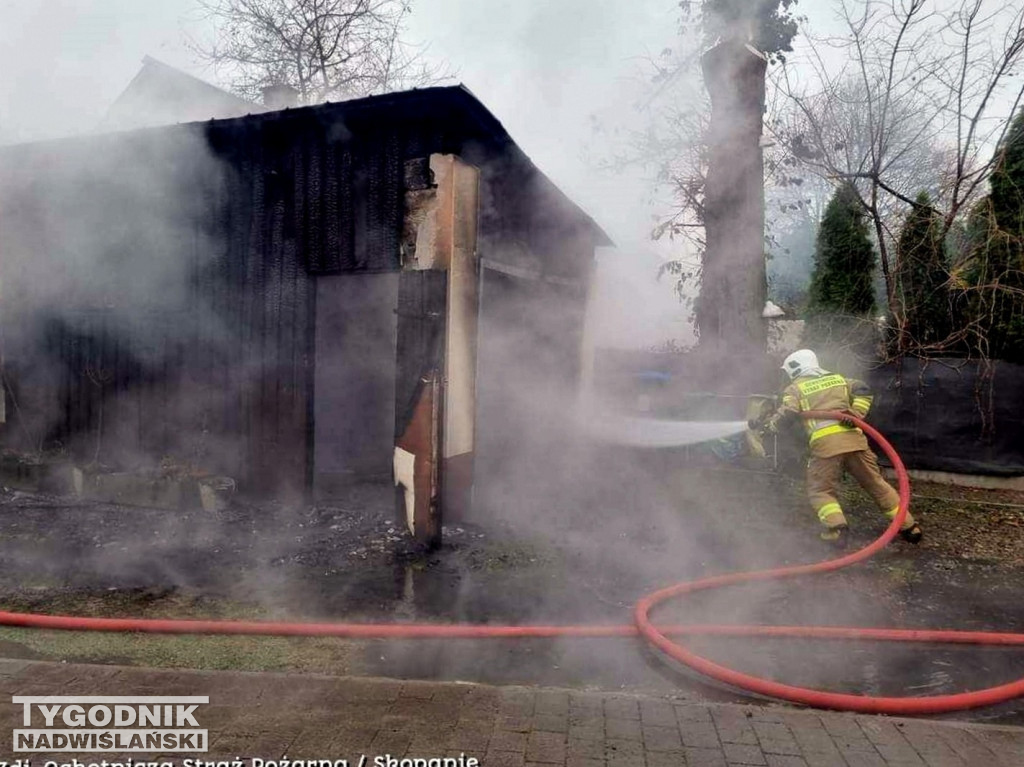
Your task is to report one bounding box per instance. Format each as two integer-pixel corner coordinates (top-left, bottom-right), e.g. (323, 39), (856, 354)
(754, 349), (923, 545)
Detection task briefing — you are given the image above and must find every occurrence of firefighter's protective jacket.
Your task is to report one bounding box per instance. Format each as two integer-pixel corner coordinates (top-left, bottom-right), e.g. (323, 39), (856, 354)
(766, 372), (875, 459)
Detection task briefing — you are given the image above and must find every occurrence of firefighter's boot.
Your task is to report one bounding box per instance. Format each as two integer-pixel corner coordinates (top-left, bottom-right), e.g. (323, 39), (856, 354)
(885, 506), (922, 544)
(818, 505), (849, 546)
(898, 523), (923, 544)
(819, 523), (849, 546)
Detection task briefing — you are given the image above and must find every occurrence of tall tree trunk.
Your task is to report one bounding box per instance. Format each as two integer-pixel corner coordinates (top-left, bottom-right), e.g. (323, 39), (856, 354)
(698, 41), (768, 362)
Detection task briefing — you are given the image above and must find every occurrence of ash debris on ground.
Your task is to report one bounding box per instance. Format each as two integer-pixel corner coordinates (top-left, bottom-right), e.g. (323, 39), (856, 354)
(2, 471), (1024, 725)
(1, 471), (1024, 624)
(0, 479), (644, 625)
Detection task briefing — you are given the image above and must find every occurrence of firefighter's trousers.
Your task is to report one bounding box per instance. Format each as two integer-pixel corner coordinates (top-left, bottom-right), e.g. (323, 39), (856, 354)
(806, 449), (915, 530)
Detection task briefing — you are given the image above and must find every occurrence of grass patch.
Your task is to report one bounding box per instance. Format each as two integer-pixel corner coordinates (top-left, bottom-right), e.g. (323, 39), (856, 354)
(0, 588), (364, 675)
(0, 625), (360, 674)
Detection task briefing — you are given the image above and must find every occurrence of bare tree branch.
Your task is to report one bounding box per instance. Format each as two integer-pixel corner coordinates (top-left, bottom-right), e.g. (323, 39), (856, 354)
(191, 0), (455, 103)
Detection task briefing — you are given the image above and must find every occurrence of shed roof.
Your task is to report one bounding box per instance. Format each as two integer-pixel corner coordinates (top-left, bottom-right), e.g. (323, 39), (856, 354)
(6, 83), (612, 249)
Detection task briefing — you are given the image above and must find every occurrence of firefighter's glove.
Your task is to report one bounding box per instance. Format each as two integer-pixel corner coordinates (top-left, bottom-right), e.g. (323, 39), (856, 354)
(747, 417), (773, 436)
(838, 412), (857, 428)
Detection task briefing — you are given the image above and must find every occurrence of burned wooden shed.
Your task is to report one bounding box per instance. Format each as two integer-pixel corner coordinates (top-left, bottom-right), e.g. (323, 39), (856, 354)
(0, 85), (610, 542)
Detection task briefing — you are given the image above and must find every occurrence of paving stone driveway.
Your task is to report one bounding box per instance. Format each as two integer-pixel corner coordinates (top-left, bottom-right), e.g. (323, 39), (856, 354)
(0, 661), (1021, 766)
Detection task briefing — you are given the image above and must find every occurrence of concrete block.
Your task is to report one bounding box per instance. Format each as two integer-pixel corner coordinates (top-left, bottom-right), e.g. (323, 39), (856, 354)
(0, 454), (44, 491)
(198, 476), (236, 512)
(78, 470), (199, 510)
(0, 455), (75, 493)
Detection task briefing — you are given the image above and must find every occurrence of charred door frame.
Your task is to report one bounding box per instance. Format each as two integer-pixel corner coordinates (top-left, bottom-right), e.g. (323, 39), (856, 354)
(393, 154), (480, 546)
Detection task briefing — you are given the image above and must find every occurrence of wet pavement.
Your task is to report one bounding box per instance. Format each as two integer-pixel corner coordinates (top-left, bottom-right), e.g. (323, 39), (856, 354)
(3, 659), (1024, 766)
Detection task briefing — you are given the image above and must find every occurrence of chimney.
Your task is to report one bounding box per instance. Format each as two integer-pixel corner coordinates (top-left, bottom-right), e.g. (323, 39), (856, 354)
(262, 84), (300, 110)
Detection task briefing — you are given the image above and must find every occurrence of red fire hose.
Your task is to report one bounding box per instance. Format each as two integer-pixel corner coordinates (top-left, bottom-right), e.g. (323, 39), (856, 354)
(3, 412), (1024, 715)
(633, 410), (1024, 715)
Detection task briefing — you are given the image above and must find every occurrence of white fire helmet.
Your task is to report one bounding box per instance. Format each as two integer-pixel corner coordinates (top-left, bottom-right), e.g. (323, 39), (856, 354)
(781, 349), (819, 380)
